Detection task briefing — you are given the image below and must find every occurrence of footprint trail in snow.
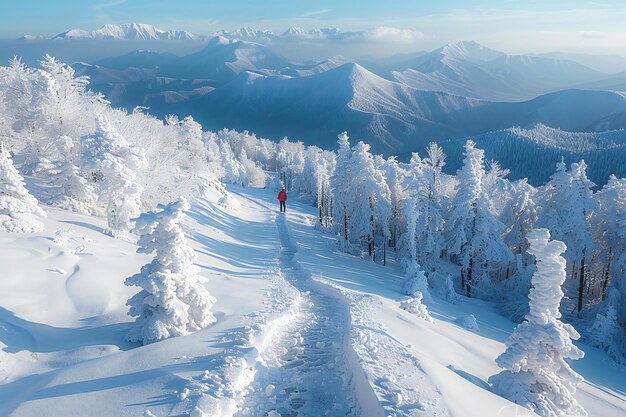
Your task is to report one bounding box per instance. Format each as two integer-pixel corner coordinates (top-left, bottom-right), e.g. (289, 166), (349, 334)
(235, 213), (358, 417)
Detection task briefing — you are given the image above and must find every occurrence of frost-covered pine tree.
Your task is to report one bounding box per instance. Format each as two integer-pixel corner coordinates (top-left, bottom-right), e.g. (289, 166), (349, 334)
(81, 115), (147, 238)
(489, 228), (586, 417)
(447, 141), (484, 262)
(218, 139), (248, 187)
(502, 179), (538, 256)
(588, 302), (624, 364)
(412, 143), (447, 266)
(43, 135), (98, 214)
(446, 140), (512, 297)
(539, 160), (598, 315)
(330, 132), (352, 243)
(594, 175), (626, 313)
(401, 152), (425, 262)
(125, 197), (217, 344)
(345, 141), (392, 263)
(47, 161), (99, 214)
(0, 142), (47, 233)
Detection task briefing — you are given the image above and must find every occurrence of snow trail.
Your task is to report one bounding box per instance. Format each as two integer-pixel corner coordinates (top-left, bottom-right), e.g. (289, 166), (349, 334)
(235, 210), (364, 417)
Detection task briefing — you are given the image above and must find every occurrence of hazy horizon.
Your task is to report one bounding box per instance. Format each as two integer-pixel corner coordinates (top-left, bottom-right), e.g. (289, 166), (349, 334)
(2, 0), (626, 58)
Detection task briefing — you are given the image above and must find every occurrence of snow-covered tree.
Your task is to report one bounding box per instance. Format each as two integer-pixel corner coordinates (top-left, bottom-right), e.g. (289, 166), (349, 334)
(125, 197), (217, 344)
(239, 147), (266, 187)
(588, 302), (624, 364)
(594, 175), (626, 308)
(446, 140), (512, 297)
(0, 142), (47, 233)
(330, 132), (352, 242)
(502, 179), (539, 256)
(218, 139), (248, 187)
(40, 134), (98, 214)
(345, 141), (392, 263)
(539, 160), (598, 315)
(403, 259), (431, 302)
(411, 143), (447, 266)
(81, 116), (146, 237)
(399, 152), (423, 262)
(489, 228), (586, 417)
(400, 292), (433, 322)
(494, 178), (541, 321)
(383, 156), (405, 252)
(46, 161), (99, 214)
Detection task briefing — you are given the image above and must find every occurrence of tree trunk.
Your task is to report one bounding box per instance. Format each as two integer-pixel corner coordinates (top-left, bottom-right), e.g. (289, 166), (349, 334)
(460, 268), (465, 291)
(383, 241), (387, 266)
(466, 256), (473, 298)
(343, 207), (348, 241)
(601, 247), (612, 301)
(577, 255), (586, 317)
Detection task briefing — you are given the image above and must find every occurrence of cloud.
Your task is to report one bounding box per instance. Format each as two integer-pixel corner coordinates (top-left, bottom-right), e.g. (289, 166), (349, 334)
(343, 27), (424, 43)
(275, 26), (424, 44)
(581, 31), (607, 39)
(301, 9), (331, 18)
(93, 0), (126, 11)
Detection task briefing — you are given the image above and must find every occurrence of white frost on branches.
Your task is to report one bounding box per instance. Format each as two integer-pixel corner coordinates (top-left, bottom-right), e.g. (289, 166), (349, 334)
(125, 197), (217, 344)
(0, 143), (46, 233)
(489, 228), (586, 417)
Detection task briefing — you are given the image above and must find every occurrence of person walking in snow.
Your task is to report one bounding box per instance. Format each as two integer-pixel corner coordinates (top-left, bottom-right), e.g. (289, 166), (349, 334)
(278, 187), (287, 213)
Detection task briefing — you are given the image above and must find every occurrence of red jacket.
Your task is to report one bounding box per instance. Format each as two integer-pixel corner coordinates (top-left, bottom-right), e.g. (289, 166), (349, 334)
(278, 190), (287, 202)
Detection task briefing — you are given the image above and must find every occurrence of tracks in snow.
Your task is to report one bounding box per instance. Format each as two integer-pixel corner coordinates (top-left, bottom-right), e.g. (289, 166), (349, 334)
(235, 213), (360, 417)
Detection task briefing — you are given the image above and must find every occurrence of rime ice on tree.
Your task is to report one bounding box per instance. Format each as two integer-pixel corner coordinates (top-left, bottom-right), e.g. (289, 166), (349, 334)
(125, 197), (217, 344)
(330, 131), (352, 246)
(0, 142), (47, 233)
(489, 228), (586, 417)
(403, 259), (430, 301)
(81, 115), (147, 238)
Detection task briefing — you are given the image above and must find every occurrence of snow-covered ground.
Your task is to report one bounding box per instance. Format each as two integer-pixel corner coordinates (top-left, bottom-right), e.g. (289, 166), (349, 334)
(1, 185), (624, 417)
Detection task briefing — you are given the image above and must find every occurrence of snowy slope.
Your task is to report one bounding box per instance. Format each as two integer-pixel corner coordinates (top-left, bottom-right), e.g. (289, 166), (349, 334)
(1, 184), (624, 417)
(251, 187), (625, 417)
(170, 63), (486, 154)
(392, 42), (604, 101)
(0, 186), (295, 416)
(88, 37), (292, 86)
(162, 66), (626, 156)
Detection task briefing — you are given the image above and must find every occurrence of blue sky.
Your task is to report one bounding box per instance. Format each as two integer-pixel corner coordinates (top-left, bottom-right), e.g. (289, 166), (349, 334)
(3, 0), (626, 54)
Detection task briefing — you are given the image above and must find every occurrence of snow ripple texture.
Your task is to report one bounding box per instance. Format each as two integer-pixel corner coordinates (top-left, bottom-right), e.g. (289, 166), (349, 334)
(319, 282), (449, 417)
(235, 213), (359, 417)
(185, 271), (302, 417)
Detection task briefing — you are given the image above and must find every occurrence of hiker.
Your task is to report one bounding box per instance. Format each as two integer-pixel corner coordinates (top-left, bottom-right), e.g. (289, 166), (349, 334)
(278, 187), (287, 213)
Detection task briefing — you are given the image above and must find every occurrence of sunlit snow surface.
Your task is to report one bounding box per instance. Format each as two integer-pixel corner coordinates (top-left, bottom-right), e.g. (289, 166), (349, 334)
(0, 186), (624, 417)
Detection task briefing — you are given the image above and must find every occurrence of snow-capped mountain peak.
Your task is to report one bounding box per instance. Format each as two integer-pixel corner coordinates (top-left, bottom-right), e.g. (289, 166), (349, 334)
(216, 27), (274, 39)
(52, 23), (197, 41)
(208, 35), (235, 46)
(439, 40), (504, 62)
(282, 26), (308, 36)
(281, 27), (341, 38)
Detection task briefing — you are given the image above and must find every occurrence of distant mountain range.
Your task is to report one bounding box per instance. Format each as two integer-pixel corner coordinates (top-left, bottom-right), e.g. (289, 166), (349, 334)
(52, 23), (198, 41)
(167, 66), (626, 156)
(20, 22), (622, 176)
(68, 34), (626, 157)
(26, 23), (346, 42)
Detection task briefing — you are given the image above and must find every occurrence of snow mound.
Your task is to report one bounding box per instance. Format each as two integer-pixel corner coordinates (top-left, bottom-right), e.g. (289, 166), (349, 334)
(400, 294), (434, 323)
(455, 314), (479, 331)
